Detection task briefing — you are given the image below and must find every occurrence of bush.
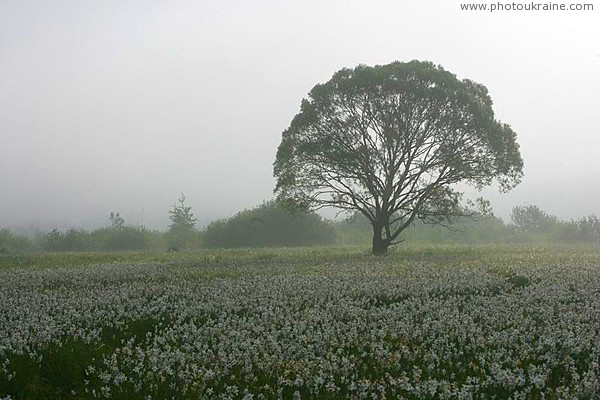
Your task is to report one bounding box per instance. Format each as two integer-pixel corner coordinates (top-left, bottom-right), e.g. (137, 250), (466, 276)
(41, 227), (148, 252)
(335, 213), (515, 245)
(90, 227), (147, 251)
(203, 201), (336, 248)
(43, 229), (91, 252)
(0, 229), (32, 254)
(559, 215), (600, 243)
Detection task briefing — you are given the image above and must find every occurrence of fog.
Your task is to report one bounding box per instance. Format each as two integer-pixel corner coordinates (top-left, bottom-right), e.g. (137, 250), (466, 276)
(1, 0), (598, 231)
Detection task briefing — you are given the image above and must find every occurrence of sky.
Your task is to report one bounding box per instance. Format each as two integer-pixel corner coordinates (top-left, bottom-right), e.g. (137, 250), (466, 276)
(1, 0), (599, 231)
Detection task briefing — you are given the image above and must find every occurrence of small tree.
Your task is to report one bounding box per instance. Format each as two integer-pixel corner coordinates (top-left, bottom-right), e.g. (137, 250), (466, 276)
(274, 60), (523, 255)
(109, 212), (125, 229)
(510, 204), (556, 233)
(167, 194), (197, 249)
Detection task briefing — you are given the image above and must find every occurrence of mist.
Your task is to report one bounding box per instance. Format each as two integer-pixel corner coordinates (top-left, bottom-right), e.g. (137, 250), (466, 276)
(1, 0), (599, 231)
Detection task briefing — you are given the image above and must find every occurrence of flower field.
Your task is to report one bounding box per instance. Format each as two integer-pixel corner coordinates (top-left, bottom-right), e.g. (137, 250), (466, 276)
(2, 245), (600, 399)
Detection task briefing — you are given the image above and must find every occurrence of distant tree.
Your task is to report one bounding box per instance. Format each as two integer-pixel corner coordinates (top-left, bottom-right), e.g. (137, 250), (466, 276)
(510, 204), (556, 233)
(43, 228), (91, 252)
(109, 212), (125, 229)
(274, 60), (523, 254)
(167, 194), (197, 249)
(0, 229), (31, 254)
(570, 215), (600, 242)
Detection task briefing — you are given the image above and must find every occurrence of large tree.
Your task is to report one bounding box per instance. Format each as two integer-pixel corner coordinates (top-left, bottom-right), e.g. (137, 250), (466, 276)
(274, 60), (523, 255)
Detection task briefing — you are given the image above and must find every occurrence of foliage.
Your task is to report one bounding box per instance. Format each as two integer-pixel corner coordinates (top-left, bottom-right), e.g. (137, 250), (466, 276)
(109, 212), (125, 229)
(40, 227), (148, 252)
(166, 194), (198, 250)
(203, 201), (336, 248)
(91, 227), (147, 251)
(0, 207), (596, 257)
(561, 215), (600, 243)
(0, 229), (31, 254)
(274, 60), (523, 254)
(336, 209), (600, 246)
(510, 204), (557, 233)
(39, 213), (149, 252)
(43, 228), (92, 252)
(335, 212), (512, 245)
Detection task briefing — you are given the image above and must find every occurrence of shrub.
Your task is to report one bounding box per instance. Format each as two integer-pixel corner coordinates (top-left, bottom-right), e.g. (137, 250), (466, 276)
(203, 201), (335, 248)
(0, 229), (31, 254)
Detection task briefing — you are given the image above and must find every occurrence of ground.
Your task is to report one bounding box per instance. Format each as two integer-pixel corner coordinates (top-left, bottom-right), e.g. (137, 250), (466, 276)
(1, 244), (600, 399)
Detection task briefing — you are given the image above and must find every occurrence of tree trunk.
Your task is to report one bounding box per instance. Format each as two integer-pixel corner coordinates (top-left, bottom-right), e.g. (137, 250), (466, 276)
(371, 223), (389, 255)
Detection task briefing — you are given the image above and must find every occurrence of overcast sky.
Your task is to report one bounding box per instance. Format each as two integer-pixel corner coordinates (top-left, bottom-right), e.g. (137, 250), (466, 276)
(1, 0), (599, 231)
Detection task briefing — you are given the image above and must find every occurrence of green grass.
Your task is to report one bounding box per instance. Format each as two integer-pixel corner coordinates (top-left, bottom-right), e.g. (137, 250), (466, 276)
(3, 242), (600, 270)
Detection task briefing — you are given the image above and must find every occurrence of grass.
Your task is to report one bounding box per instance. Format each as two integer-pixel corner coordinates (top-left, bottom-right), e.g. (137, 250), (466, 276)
(3, 242), (600, 270)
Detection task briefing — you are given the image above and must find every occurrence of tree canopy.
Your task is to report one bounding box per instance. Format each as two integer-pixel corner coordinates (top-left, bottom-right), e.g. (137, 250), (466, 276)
(274, 60), (523, 254)
(511, 204), (556, 233)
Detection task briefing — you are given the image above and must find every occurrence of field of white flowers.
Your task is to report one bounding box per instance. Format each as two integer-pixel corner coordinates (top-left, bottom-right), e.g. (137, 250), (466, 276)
(1, 245), (600, 399)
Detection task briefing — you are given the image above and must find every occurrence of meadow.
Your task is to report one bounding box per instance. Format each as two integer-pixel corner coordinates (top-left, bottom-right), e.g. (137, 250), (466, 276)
(2, 244), (600, 399)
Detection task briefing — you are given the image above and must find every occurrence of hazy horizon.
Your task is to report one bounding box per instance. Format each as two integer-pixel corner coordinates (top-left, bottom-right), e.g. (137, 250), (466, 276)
(2, 0), (599, 232)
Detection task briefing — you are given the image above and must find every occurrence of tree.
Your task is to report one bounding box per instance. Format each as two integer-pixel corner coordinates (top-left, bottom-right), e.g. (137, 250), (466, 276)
(274, 60), (523, 255)
(510, 204), (556, 233)
(572, 215), (600, 243)
(109, 212), (125, 229)
(167, 194), (197, 249)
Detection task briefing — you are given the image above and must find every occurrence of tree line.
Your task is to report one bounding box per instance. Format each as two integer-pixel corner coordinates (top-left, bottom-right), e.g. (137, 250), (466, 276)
(337, 205), (600, 246)
(0, 198), (335, 254)
(0, 200), (598, 255)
